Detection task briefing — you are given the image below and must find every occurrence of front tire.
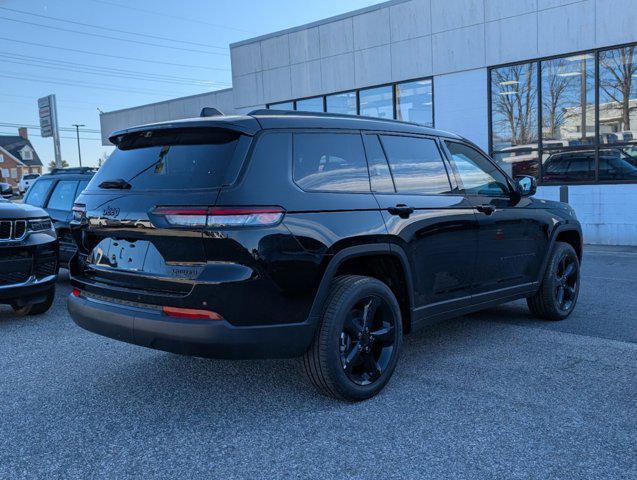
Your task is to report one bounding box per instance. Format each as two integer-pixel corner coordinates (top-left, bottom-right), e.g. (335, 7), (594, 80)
(527, 242), (580, 320)
(303, 275), (403, 401)
(12, 287), (55, 316)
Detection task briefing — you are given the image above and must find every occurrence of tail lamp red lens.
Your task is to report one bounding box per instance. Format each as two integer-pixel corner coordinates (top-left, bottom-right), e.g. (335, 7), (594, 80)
(162, 306), (223, 321)
(72, 288), (81, 297)
(152, 206), (284, 228)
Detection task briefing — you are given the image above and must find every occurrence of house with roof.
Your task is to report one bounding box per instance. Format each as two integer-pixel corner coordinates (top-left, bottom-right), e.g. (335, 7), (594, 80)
(0, 128), (44, 187)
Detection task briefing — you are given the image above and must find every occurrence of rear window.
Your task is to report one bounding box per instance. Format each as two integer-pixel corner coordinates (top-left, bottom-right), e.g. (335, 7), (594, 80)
(89, 128), (250, 191)
(293, 133), (370, 192)
(24, 174), (39, 180)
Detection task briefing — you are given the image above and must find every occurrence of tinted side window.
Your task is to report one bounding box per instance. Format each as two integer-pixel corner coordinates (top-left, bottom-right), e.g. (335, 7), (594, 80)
(380, 135), (451, 194)
(47, 180), (78, 211)
(293, 133), (370, 192)
(363, 135), (395, 193)
(445, 141), (510, 196)
(25, 178), (54, 207)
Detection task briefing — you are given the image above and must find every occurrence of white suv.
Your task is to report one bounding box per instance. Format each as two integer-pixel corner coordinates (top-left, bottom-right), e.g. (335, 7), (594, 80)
(18, 173), (40, 195)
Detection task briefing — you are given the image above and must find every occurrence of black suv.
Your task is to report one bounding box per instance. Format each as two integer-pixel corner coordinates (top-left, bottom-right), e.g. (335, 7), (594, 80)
(68, 110), (582, 400)
(1, 198), (58, 314)
(24, 167), (97, 265)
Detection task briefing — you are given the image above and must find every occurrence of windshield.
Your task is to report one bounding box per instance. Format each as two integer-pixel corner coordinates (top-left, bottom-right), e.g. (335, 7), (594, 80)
(89, 128), (250, 191)
(24, 174), (39, 180)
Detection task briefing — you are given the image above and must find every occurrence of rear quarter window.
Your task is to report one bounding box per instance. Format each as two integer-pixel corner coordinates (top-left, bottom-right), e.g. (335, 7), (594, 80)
(293, 133), (370, 192)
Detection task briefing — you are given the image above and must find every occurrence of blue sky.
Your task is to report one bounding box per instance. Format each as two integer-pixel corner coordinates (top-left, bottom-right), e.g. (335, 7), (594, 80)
(0, 0), (379, 168)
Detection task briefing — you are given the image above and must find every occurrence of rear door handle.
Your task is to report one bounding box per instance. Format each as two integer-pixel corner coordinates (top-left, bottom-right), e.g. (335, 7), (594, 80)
(387, 204), (414, 218)
(476, 204), (496, 215)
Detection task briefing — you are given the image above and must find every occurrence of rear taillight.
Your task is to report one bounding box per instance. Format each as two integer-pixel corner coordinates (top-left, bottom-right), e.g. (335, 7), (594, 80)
(72, 203), (86, 221)
(162, 306), (223, 320)
(152, 206), (284, 228)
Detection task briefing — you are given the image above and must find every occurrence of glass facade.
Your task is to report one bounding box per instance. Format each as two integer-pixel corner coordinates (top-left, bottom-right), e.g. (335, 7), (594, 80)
(490, 42), (637, 184)
(396, 79), (433, 127)
(326, 91), (357, 115)
(266, 77), (434, 126)
(359, 86), (393, 119)
(296, 97), (324, 112)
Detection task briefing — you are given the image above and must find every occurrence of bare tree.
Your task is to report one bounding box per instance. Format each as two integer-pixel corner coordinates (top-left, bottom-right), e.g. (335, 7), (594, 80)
(492, 63), (537, 146)
(599, 46), (636, 131)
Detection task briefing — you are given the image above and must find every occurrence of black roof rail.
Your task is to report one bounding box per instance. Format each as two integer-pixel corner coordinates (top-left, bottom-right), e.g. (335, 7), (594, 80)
(49, 167), (98, 175)
(248, 108), (422, 127)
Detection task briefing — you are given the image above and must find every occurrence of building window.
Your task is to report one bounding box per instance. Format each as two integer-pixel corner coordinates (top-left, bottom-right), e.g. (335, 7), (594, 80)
(21, 148), (33, 161)
(396, 79), (433, 127)
(359, 85), (393, 119)
(265, 77), (434, 125)
(489, 42), (637, 185)
(268, 101), (294, 110)
(326, 91), (357, 115)
(296, 97), (324, 112)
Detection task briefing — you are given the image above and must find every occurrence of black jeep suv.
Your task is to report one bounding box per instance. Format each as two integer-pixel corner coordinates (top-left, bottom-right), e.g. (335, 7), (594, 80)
(68, 110), (582, 400)
(1, 198), (58, 315)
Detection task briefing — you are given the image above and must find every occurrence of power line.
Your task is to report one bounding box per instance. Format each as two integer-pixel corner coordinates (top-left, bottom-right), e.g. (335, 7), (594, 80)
(0, 72), (197, 97)
(0, 6), (229, 50)
(0, 93), (127, 109)
(0, 54), (230, 88)
(0, 131), (103, 141)
(0, 122), (101, 134)
(0, 15), (230, 56)
(86, 0), (255, 34)
(0, 36), (223, 70)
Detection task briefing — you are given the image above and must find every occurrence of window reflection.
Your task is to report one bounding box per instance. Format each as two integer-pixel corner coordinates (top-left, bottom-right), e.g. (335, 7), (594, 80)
(542, 54), (595, 145)
(326, 91), (357, 115)
(491, 62), (539, 151)
(359, 86), (393, 119)
(599, 46), (637, 144)
(269, 101), (294, 111)
(396, 80), (433, 126)
(296, 97), (324, 112)
(542, 149), (596, 183)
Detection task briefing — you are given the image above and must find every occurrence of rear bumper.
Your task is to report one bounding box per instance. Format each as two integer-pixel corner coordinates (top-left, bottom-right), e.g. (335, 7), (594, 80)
(68, 293), (317, 359)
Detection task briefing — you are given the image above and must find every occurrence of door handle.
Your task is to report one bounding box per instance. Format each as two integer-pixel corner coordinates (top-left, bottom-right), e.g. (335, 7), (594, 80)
(476, 204), (496, 215)
(387, 204), (414, 219)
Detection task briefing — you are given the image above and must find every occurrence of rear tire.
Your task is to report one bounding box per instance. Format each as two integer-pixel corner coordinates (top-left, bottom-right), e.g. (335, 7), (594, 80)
(12, 287), (55, 316)
(302, 275), (403, 401)
(527, 242), (580, 321)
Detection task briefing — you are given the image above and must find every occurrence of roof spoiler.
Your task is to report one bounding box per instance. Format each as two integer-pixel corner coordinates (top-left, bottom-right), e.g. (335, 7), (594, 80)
(200, 107), (224, 117)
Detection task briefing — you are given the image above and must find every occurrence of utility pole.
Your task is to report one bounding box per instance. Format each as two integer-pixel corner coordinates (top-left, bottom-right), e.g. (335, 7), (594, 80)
(72, 124), (85, 167)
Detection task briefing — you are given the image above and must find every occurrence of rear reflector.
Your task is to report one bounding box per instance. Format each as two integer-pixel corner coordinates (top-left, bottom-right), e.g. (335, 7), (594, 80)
(152, 206), (284, 228)
(162, 306), (223, 320)
(72, 288), (81, 297)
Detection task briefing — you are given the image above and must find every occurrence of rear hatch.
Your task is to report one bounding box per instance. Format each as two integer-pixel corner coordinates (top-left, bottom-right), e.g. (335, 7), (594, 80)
(72, 127), (252, 297)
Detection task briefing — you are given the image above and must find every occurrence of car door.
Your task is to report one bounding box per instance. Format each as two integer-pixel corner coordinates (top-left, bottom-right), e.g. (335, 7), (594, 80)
(364, 133), (479, 319)
(442, 140), (548, 298)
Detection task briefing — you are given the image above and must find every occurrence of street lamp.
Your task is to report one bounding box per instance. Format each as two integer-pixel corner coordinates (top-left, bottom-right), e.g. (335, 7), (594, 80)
(72, 124), (85, 167)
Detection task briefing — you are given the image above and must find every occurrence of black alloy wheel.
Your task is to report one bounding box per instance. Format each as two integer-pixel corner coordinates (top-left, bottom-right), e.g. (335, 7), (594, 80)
(340, 295), (398, 386)
(554, 252), (578, 312)
(527, 241), (580, 320)
(303, 275), (403, 401)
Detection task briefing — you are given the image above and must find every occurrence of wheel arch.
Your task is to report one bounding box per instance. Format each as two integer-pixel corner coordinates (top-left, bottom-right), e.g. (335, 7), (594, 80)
(308, 244), (414, 333)
(539, 223), (583, 281)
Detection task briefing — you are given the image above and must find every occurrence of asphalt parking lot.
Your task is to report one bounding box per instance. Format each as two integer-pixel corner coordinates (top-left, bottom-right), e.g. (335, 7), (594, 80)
(1, 247), (635, 479)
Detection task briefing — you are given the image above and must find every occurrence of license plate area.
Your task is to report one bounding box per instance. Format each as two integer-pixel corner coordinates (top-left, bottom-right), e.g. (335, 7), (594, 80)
(88, 238), (150, 272)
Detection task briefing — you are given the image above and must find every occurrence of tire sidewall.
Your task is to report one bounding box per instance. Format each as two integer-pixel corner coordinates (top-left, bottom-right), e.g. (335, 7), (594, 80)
(323, 278), (403, 401)
(545, 243), (580, 318)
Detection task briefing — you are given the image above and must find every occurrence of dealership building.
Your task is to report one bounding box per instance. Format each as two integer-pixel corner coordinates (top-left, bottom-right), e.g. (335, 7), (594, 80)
(100, 0), (637, 245)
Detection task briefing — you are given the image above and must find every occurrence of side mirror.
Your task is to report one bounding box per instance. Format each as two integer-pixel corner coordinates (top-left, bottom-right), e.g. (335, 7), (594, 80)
(514, 175), (537, 197)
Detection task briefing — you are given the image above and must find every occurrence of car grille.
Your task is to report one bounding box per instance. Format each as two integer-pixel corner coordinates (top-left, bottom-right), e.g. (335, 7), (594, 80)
(0, 220), (28, 240)
(35, 260), (57, 278)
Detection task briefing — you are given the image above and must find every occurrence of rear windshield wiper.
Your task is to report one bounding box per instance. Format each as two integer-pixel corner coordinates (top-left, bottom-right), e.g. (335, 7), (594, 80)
(98, 178), (131, 189)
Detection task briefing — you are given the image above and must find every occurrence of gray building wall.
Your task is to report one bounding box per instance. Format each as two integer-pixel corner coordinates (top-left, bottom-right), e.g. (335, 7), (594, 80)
(99, 88), (235, 145)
